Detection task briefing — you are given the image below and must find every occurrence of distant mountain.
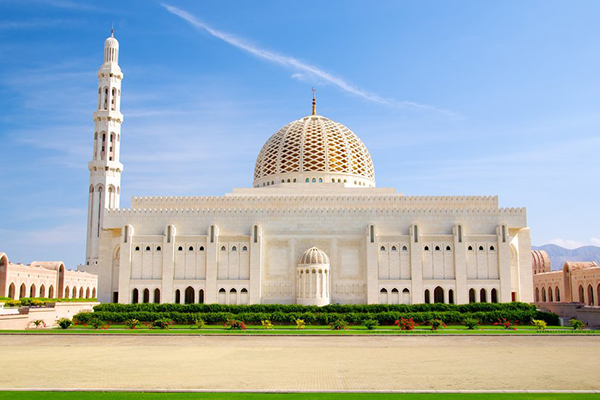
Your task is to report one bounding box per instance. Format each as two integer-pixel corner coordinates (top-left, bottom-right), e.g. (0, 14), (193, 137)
(532, 244), (600, 270)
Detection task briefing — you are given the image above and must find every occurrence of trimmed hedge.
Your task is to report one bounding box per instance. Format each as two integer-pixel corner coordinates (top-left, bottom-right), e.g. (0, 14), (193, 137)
(75, 304), (559, 326)
(93, 302), (537, 314)
(2, 297), (97, 308)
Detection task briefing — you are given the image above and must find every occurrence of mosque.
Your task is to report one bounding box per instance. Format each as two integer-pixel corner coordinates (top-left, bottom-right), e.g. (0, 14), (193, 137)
(83, 32), (534, 305)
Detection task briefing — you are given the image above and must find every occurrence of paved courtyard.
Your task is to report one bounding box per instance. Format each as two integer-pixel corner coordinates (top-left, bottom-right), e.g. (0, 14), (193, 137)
(1, 334), (598, 391)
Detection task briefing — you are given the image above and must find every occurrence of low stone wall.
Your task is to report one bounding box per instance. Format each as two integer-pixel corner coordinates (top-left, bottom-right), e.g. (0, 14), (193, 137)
(0, 302), (98, 330)
(536, 301), (600, 327)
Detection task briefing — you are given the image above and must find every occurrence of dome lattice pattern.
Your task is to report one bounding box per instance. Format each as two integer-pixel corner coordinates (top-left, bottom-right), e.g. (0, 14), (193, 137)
(299, 247), (330, 265)
(253, 115), (375, 187)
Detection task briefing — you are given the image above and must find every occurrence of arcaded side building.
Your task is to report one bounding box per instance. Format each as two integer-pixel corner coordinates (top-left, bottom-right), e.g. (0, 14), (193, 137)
(85, 32), (533, 305)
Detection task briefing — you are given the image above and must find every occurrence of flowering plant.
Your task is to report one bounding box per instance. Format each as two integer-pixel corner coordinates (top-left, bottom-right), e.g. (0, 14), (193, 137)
(329, 319), (349, 331)
(125, 318), (140, 330)
(261, 320), (274, 330)
(494, 318), (519, 330)
(224, 319), (246, 330)
(393, 317), (416, 331)
(152, 318), (174, 330)
(295, 319), (306, 330)
(429, 319), (446, 331)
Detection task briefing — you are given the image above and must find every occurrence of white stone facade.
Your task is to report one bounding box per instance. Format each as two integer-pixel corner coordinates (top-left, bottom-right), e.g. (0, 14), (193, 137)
(86, 33), (533, 305)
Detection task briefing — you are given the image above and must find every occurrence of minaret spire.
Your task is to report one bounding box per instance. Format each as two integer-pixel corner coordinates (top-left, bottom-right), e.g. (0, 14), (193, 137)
(85, 31), (124, 269)
(311, 87), (317, 116)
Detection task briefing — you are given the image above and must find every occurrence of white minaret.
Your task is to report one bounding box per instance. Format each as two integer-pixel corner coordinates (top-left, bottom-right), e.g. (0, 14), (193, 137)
(85, 29), (124, 266)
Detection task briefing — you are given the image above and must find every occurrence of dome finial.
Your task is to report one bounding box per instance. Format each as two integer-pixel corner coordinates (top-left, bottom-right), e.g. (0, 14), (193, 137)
(311, 87), (316, 116)
(111, 23), (114, 37)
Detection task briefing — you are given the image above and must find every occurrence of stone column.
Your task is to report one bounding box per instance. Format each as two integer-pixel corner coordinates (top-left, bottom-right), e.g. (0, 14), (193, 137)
(117, 224), (133, 304)
(161, 224), (176, 304)
(410, 224), (424, 304)
(453, 224), (468, 304)
(249, 224), (263, 304)
(497, 224), (512, 303)
(205, 224), (219, 304)
(366, 224), (379, 304)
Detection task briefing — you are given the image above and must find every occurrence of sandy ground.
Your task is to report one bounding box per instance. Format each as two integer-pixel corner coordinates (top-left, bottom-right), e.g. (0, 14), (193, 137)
(1, 334), (598, 391)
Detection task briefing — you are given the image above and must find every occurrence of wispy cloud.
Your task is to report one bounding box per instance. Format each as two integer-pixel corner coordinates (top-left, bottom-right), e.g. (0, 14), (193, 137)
(161, 3), (455, 117)
(0, 19), (79, 31)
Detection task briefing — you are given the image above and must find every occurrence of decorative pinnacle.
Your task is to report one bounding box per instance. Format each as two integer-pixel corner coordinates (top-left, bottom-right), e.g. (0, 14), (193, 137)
(111, 23), (114, 37)
(312, 87), (316, 115)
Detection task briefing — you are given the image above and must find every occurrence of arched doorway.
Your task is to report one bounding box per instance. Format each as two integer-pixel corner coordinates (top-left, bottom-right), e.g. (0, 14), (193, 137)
(424, 289), (431, 304)
(469, 288), (476, 303)
(240, 288), (248, 305)
(184, 286), (195, 304)
(92, 288), (96, 298)
(491, 288), (498, 303)
(8, 283), (15, 300)
(542, 287), (546, 302)
(535, 287), (539, 302)
(49, 285), (54, 298)
(433, 286), (444, 303)
(480, 288), (487, 303)
(555, 287), (560, 302)
(154, 288), (160, 304)
(132, 288), (139, 304)
(40, 284), (46, 298)
(588, 285), (594, 306)
(578, 285), (584, 303)
(19, 283), (27, 299)
(30, 284), (36, 298)
(64, 286), (70, 299)
(79, 287), (84, 299)
(175, 289), (181, 304)
(379, 288), (388, 304)
(72, 287), (77, 299)
(198, 289), (205, 304)
(143, 288), (150, 303)
(548, 287), (553, 302)
(448, 289), (454, 304)
(85, 288), (90, 299)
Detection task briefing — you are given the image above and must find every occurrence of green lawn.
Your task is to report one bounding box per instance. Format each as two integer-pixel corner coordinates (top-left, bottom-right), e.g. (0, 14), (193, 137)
(2, 324), (598, 335)
(0, 392), (598, 400)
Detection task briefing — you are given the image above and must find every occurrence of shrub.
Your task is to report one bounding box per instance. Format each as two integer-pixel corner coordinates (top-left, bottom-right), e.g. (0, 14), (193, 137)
(363, 319), (378, 330)
(570, 318), (585, 330)
(4, 300), (21, 308)
(57, 318), (72, 329)
(125, 318), (140, 329)
(152, 318), (173, 330)
(430, 319), (446, 331)
(192, 317), (206, 329)
(394, 317), (416, 331)
(329, 319), (349, 331)
(88, 317), (107, 330)
(224, 319), (246, 330)
(29, 319), (46, 329)
(463, 317), (479, 330)
(494, 318), (518, 330)
(295, 319), (306, 329)
(261, 320), (274, 330)
(531, 319), (547, 331)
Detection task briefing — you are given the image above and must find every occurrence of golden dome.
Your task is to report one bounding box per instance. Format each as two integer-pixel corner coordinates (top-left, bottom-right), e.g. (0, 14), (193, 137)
(253, 115), (375, 187)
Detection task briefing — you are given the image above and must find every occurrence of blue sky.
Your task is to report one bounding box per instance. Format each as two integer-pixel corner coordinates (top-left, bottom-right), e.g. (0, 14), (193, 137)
(1, 0), (599, 268)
